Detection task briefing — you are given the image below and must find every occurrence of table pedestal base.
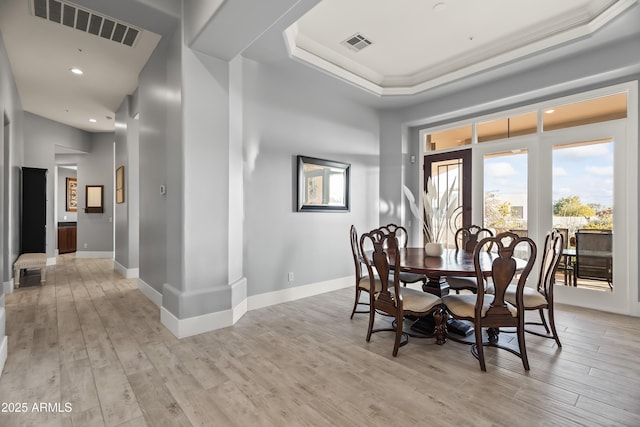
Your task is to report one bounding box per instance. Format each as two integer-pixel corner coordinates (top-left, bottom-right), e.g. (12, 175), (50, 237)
(422, 275), (449, 297)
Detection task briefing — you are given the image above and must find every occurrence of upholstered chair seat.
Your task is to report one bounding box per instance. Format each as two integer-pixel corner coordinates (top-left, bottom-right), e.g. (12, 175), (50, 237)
(443, 293), (517, 319)
(388, 287), (442, 312)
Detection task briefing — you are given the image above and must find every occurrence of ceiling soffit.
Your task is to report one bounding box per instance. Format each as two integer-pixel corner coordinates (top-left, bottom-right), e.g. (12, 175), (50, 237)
(285, 0), (637, 96)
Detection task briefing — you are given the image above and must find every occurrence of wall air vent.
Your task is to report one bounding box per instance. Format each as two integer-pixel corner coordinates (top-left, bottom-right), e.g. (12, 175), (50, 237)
(31, 0), (141, 47)
(342, 33), (373, 52)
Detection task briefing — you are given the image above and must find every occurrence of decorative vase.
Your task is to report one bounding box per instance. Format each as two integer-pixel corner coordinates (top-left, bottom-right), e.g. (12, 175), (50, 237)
(425, 242), (444, 257)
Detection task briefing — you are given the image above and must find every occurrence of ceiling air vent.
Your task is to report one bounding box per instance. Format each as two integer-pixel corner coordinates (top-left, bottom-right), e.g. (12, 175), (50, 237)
(342, 33), (373, 52)
(31, 0), (141, 47)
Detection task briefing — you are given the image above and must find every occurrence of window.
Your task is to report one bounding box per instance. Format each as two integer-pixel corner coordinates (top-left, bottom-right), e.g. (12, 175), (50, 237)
(478, 111), (537, 143)
(426, 125), (472, 151)
(483, 151), (528, 229)
(543, 93), (626, 131)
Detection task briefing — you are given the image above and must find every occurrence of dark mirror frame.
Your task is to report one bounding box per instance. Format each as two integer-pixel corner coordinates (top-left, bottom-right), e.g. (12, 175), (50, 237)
(297, 155), (350, 212)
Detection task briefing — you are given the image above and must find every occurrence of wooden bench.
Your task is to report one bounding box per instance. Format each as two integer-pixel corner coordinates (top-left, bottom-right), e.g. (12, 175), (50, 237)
(14, 253), (47, 288)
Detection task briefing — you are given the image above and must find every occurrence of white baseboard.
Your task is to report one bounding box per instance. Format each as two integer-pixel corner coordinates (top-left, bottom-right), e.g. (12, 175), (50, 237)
(0, 335), (6, 379)
(114, 261), (139, 279)
(47, 257), (57, 266)
(161, 306), (234, 339)
(3, 280), (12, 294)
(75, 251), (114, 259)
(233, 295), (248, 324)
(145, 276), (351, 340)
(247, 275), (352, 311)
(138, 279), (162, 307)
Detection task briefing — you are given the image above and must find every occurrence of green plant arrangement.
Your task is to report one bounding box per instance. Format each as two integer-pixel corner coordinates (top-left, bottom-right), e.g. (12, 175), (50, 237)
(403, 176), (458, 244)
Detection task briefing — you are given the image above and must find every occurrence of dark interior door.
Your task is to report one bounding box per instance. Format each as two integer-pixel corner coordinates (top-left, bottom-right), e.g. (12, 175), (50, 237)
(21, 167), (47, 253)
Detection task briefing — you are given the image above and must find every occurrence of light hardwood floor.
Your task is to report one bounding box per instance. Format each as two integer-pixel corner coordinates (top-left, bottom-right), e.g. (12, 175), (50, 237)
(1, 255), (640, 426)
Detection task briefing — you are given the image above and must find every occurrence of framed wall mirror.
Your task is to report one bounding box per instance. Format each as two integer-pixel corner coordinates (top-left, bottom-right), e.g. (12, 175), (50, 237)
(85, 185), (104, 213)
(297, 155), (350, 212)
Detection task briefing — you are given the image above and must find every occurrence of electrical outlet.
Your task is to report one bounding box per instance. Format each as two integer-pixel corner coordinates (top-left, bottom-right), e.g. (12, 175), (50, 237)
(288, 272), (294, 282)
(84, 243), (88, 249)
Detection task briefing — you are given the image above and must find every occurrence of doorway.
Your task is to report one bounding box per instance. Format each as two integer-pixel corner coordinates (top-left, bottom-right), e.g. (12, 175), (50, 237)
(423, 149), (471, 248)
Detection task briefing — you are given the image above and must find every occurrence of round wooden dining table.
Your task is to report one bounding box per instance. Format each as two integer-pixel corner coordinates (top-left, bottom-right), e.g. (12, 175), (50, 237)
(387, 247), (527, 297)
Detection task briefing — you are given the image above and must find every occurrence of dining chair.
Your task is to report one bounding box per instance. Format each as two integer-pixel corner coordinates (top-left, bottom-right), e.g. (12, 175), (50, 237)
(360, 228), (446, 356)
(378, 223), (428, 287)
(446, 225), (494, 294)
(504, 229), (564, 347)
(442, 232), (537, 371)
(349, 225), (381, 318)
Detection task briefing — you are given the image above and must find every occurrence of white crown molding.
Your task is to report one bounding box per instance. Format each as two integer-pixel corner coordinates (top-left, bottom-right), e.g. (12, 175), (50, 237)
(286, 0), (638, 96)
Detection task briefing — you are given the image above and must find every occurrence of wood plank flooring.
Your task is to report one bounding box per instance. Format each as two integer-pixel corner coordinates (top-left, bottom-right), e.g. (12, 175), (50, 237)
(1, 255), (640, 426)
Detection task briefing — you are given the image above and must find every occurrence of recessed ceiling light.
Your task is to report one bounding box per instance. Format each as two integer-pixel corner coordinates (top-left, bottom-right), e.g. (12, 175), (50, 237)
(70, 67), (83, 75)
(544, 109), (555, 114)
(89, 118), (97, 123)
(433, 2), (447, 11)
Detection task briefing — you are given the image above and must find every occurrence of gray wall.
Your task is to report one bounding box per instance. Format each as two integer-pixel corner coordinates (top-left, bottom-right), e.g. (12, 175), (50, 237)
(0, 30), (25, 342)
(23, 113), (91, 258)
(114, 95), (140, 271)
(23, 114), (113, 257)
(76, 133), (114, 254)
(242, 57), (380, 295)
(138, 30), (180, 294)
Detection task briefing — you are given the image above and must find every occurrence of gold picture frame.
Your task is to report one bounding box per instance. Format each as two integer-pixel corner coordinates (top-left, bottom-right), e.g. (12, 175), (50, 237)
(66, 177), (77, 212)
(116, 165), (125, 204)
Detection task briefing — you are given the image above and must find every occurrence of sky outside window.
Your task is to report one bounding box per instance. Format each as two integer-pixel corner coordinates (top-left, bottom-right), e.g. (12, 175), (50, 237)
(553, 140), (613, 209)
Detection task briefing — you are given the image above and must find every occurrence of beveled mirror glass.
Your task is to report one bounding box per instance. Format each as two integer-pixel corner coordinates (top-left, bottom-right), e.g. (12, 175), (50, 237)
(297, 156), (350, 212)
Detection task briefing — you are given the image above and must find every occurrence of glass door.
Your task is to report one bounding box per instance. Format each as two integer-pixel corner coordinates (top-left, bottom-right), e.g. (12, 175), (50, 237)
(482, 149), (530, 260)
(424, 149), (471, 248)
(544, 124), (631, 314)
(552, 139), (614, 290)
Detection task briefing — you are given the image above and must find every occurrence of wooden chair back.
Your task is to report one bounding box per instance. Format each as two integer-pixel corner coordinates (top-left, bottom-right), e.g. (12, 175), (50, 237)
(455, 225), (493, 252)
(360, 229), (401, 310)
(379, 223), (409, 248)
(473, 232), (537, 325)
(350, 225), (364, 282)
(538, 229), (564, 299)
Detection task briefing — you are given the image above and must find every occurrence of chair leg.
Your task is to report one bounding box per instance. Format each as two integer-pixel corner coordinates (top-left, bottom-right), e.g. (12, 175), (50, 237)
(350, 288), (362, 319)
(518, 319), (530, 371)
(366, 305), (375, 342)
(474, 325), (486, 371)
(392, 314), (403, 357)
(547, 307), (562, 348)
(538, 308), (551, 334)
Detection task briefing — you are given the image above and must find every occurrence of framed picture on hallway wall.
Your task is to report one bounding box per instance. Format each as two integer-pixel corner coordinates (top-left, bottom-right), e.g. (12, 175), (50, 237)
(116, 165), (125, 204)
(66, 177), (77, 212)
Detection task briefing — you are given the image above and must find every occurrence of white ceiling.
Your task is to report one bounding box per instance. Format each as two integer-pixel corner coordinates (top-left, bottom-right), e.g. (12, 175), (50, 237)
(288, 0), (637, 95)
(0, 0), (162, 132)
(0, 0), (638, 134)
